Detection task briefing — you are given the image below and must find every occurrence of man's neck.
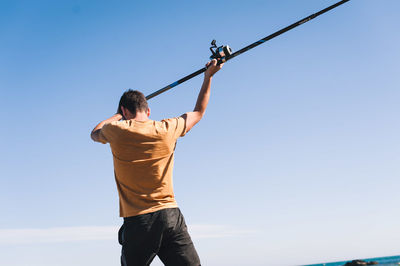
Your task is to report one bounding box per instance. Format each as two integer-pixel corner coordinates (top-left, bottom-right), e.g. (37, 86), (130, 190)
(133, 112), (150, 122)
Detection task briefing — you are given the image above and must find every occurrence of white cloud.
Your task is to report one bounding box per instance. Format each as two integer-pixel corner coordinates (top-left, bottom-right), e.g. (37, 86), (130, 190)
(0, 224), (254, 245)
(0, 226), (119, 245)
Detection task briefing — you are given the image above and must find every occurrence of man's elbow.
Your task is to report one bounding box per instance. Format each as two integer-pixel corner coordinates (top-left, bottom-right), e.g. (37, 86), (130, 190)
(90, 132), (97, 142)
(90, 130), (100, 143)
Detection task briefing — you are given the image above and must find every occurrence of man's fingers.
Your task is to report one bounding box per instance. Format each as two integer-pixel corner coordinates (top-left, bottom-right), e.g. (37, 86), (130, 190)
(206, 59), (219, 68)
(206, 59), (217, 67)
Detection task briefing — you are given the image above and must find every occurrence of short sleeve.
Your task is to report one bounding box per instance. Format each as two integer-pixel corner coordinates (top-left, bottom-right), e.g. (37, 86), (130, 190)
(97, 123), (113, 144)
(163, 117), (186, 139)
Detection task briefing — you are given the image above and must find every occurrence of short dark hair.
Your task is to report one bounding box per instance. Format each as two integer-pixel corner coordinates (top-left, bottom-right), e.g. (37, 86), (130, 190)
(117, 89), (148, 117)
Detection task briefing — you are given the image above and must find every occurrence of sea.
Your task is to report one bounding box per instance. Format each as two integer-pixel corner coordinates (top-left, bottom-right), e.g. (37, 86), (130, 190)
(304, 255), (400, 266)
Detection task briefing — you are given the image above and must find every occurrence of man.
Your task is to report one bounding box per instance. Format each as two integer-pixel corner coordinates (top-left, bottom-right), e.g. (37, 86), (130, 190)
(90, 59), (223, 266)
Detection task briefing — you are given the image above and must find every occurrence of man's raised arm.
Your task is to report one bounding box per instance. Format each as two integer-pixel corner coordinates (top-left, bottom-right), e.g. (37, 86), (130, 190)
(181, 59), (223, 133)
(91, 113), (122, 143)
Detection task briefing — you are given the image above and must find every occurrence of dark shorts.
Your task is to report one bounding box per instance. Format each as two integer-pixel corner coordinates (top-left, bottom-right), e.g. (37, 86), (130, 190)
(118, 208), (201, 266)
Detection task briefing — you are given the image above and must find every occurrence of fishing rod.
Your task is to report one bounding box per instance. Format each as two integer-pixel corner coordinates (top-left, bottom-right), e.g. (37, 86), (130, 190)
(146, 0), (351, 100)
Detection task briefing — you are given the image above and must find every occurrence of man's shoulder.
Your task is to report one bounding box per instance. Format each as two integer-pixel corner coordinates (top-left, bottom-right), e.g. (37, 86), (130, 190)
(101, 120), (125, 132)
(160, 116), (185, 124)
(159, 117), (186, 137)
(104, 118), (185, 139)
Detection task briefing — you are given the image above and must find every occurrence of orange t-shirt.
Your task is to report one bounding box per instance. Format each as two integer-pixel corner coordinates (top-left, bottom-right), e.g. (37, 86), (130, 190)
(98, 117), (186, 217)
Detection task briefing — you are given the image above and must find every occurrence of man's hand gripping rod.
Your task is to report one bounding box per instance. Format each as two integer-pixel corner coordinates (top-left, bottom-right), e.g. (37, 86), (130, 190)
(145, 0), (351, 100)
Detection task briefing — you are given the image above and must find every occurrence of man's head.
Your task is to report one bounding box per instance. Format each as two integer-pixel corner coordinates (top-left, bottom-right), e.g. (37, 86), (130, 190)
(118, 89), (150, 120)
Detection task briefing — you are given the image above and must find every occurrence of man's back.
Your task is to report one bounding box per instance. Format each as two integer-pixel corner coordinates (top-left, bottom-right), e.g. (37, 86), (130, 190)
(98, 117), (186, 217)
(90, 60), (222, 265)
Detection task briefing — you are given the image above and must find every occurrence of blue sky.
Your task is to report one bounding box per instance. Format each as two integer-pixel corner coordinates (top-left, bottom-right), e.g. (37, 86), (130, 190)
(1, 0), (399, 265)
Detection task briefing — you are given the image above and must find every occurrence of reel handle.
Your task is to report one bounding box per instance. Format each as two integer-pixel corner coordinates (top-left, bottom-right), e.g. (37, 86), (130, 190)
(209, 39), (232, 64)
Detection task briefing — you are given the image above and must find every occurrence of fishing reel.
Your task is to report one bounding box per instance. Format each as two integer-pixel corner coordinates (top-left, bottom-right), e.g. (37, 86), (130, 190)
(209, 39), (232, 63)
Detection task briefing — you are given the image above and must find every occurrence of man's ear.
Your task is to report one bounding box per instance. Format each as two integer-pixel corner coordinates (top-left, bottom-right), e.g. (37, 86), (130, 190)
(147, 108), (151, 117)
